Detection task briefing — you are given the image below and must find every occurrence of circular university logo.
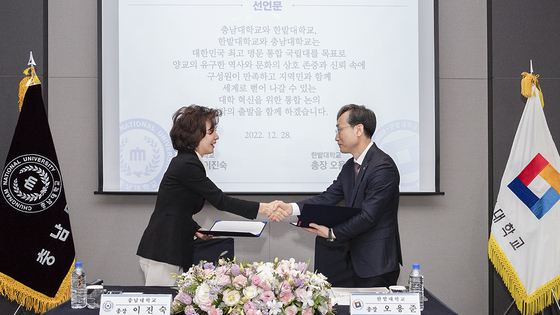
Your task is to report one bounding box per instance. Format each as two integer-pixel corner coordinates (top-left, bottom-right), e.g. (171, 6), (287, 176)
(373, 119), (420, 191)
(1, 154), (62, 213)
(352, 299), (364, 310)
(101, 300), (114, 312)
(119, 118), (174, 191)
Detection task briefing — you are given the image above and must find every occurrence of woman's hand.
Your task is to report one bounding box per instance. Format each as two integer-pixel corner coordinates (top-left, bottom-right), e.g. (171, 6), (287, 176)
(195, 228), (213, 240)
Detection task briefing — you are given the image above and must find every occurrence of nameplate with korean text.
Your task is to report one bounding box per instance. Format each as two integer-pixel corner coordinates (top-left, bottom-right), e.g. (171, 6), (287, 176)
(350, 293), (421, 315)
(100, 294), (172, 315)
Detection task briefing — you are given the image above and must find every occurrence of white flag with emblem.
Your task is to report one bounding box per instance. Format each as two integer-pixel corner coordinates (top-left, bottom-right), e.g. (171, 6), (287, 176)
(489, 74), (560, 315)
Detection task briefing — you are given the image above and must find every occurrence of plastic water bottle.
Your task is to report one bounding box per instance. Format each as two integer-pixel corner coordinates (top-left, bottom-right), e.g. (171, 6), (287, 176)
(71, 262), (87, 309)
(408, 264), (424, 311)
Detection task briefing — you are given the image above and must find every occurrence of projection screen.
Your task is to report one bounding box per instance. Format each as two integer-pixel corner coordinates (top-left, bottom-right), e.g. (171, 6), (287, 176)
(99, 0), (438, 194)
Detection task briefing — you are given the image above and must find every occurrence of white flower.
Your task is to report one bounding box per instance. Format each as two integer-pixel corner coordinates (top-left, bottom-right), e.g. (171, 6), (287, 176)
(288, 258), (296, 269)
(243, 285), (259, 299)
(258, 270), (276, 286)
(310, 273), (326, 286)
(223, 289), (241, 307)
(302, 290), (315, 309)
(193, 282), (211, 304)
(266, 299), (283, 315)
(256, 262), (274, 274)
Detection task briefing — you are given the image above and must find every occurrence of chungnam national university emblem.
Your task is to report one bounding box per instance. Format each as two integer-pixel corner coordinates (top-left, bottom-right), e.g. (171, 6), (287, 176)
(1, 154), (62, 213)
(119, 118), (174, 191)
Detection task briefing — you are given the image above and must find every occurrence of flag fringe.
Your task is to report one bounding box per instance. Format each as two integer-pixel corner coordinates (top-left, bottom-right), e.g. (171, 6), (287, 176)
(0, 264), (72, 313)
(18, 67), (41, 112)
(489, 234), (560, 315)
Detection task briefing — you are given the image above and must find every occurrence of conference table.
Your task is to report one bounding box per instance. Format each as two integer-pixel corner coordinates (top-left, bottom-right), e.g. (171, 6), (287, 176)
(43, 285), (457, 315)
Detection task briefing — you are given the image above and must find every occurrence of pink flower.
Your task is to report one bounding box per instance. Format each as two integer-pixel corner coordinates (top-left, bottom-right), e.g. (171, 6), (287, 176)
(243, 300), (256, 313)
(279, 281), (292, 294)
(246, 309), (262, 315)
(215, 266), (228, 276)
(250, 275), (261, 286)
(302, 307), (313, 315)
(275, 263), (290, 276)
(245, 268), (254, 277)
(208, 305), (223, 315)
(289, 270), (300, 279)
(233, 275), (247, 289)
(259, 280), (271, 291)
(197, 298), (213, 312)
(285, 305), (298, 315)
(280, 292), (295, 304)
(217, 275), (231, 286)
(295, 288), (307, 301)
(259, 290), (275, 303)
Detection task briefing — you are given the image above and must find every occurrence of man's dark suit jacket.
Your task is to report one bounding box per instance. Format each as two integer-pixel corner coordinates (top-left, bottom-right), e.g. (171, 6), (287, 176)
(297, 143), (402, 279)
(137, 150), (259, 269)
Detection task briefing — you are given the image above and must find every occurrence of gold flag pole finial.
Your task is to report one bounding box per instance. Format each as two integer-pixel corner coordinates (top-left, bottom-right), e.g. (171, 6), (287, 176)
(18, 51), (41, 111)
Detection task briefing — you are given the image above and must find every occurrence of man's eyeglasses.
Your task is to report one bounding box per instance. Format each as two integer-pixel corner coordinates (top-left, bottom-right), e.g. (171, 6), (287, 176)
(335, 125), (352, 135)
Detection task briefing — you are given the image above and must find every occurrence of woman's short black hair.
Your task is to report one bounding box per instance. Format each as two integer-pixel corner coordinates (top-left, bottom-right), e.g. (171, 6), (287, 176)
(170, 105), (222, 152)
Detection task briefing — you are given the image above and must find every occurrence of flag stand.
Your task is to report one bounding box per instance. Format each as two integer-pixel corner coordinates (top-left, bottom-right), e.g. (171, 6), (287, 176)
(12, 295), (26, 315)
(502, 300), (514, 315)
(552, 289), (560, 312)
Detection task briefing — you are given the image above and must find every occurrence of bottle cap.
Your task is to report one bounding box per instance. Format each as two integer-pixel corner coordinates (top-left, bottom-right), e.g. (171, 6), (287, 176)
(75, 262), (82, 267)
(412, 264), (420, 269)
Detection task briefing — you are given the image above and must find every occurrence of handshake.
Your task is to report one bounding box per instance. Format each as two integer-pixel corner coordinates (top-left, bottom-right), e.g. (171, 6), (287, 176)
(257, 201), (332, 240)
(258, 201), (294, 222)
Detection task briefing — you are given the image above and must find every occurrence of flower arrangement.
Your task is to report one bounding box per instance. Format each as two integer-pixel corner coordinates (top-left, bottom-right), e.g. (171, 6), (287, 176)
(171, 258), (333, 315)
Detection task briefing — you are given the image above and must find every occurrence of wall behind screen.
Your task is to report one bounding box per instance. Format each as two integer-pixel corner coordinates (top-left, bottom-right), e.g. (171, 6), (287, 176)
(0, 2), (45, 170)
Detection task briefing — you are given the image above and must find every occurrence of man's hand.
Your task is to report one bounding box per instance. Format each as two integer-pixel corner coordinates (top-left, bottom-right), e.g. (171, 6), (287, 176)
(303, 223), (331, 239)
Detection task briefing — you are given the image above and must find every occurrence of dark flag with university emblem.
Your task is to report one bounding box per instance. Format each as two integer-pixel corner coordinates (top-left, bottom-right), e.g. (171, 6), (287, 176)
(0, 66), (75, 313)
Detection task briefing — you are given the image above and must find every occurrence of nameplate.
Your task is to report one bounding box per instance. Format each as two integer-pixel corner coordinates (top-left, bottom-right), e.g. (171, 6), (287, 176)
(100, 294), (172, 315)
(350, 293), (421, 315)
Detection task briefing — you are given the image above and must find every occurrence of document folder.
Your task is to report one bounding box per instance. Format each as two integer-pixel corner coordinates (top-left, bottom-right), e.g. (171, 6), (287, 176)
(197, 220), (267, 237)
(294, 204), (361, 228)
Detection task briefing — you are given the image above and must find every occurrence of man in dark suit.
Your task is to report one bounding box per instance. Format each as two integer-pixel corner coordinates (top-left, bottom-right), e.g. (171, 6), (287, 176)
(279, 104), (402, 287)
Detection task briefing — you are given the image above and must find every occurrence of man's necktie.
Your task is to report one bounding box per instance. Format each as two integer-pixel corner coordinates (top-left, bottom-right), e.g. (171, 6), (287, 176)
(354, 162), (360, 183)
